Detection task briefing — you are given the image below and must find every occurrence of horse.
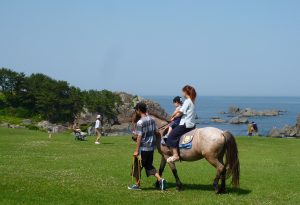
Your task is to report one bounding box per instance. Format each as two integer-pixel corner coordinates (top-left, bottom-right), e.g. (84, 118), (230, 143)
(131, 112), (240, 193)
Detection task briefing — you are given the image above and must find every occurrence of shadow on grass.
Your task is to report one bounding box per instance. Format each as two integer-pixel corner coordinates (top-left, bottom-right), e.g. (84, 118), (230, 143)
(142, 182), (251, 195)
(101, 142), (115, 145)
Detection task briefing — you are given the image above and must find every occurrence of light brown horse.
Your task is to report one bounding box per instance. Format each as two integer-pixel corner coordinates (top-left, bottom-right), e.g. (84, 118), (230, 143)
(132, 113), (240, 193)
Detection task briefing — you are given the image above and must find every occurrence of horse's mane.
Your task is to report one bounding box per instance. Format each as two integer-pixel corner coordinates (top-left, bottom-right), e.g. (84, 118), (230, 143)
(148, 112), (168, 122)
(131, 111), (168, 123)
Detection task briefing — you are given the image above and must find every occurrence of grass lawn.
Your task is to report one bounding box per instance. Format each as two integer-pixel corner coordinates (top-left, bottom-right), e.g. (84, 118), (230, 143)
(0, 127), (299, 205)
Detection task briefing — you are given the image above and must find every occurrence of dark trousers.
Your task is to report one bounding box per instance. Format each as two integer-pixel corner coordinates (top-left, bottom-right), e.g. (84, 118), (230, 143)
(167, 124), (195, 148)
(132, 151), (157, 180)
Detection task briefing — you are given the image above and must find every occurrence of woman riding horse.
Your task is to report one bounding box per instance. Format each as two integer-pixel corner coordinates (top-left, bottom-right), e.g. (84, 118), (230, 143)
(167, 85), (197, 163)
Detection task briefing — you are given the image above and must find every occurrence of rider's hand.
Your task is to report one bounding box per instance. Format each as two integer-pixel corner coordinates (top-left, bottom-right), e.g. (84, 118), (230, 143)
(170, 117), (174, 122)
(133, 151), (139, 157)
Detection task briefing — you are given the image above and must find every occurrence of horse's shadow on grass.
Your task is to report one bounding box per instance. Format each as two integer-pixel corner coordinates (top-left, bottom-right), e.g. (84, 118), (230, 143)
(143, 182), (251, 195)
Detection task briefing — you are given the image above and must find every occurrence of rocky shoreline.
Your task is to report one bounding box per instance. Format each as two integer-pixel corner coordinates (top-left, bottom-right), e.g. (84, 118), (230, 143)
(210, 106), (286, 125)
(0, 92), (169, 136)
(1, 99), (299, 138)
(268, 115), (300, 138)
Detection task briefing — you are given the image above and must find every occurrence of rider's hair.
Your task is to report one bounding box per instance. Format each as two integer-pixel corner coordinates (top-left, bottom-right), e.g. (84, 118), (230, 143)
(173, 96), (183, 105)
(182, 85), (197, 103)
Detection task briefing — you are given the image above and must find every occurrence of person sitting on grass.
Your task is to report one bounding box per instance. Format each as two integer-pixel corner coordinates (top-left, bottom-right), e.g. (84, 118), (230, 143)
(128, 102), (167, 191)
(73, 122), (87, 137)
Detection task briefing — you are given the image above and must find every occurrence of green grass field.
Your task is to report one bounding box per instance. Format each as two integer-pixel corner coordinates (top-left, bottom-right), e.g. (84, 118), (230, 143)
(0, 127), (299, 205)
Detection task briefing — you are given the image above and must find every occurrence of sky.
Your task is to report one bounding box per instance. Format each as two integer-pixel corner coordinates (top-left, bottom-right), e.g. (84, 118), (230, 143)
(0, 0), (299, 96)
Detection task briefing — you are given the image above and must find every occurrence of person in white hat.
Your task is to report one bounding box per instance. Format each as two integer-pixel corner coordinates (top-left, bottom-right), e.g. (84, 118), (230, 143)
(95, 115), (102, 144)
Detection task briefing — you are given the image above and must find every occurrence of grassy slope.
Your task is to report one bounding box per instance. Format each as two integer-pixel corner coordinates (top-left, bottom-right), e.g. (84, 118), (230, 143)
(0, 127), (299, 205)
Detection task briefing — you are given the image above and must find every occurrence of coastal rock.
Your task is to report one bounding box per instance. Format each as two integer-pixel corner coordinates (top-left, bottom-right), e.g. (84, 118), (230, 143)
(36, 120), (67, 133)
(77, 92), (169, 135)
(229, 116), (248, 124)
(37, 121), (53, 129)
(297, 115), (300, 127)
(51, 125), (67, 133)
(224, 107), (282, 117)
(22, 119), (32, 125)
(109, 123), (130, 135)
(1, 122), (10, 128)
(210, 117), (226, 123)
(268, 128), (282, 138)
(142, 99), (169, 121)
(258, 110), (280, 116)
(1, 122), (25, 129)
(268, 114), (300, 138)
(116, 93), (169, 123)
(228, 107), (241, 115)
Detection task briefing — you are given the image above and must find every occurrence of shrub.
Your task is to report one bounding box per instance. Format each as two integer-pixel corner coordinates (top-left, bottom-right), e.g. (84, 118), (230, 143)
(24, 124), (40, 131)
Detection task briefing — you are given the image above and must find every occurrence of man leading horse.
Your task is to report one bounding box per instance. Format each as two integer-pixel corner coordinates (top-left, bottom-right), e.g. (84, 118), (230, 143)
(131, 85), (240, 193)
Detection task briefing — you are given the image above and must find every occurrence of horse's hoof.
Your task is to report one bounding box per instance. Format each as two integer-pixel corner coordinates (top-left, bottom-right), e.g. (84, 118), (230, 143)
(213, 183), (219, 194)
(218, 188), (226, 194)
(176, 185), (183, 191)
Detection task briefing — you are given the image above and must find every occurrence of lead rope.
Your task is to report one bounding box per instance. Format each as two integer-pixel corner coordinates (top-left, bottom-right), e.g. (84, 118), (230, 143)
(130, 156), (142, 185)
(131, 156), (135, 185)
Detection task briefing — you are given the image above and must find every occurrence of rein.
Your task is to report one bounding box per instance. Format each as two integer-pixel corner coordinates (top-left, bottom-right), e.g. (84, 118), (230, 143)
(158, 122), (170, 130)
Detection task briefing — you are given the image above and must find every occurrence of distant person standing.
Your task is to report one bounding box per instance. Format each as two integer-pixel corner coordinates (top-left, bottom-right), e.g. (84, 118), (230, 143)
(95, 115), (102, 145)
(247, 123), (254, 136)
(48, 127), (53, 139)
(252, 121), (258, 136)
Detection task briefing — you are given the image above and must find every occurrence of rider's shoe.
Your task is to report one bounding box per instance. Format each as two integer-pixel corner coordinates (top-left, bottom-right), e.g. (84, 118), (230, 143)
(128, 184), (141, 190)
(167, 156), (180, 163)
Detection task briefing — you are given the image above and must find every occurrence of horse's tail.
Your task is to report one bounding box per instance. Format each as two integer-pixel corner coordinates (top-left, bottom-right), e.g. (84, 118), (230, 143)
(223, 131), (240, 187)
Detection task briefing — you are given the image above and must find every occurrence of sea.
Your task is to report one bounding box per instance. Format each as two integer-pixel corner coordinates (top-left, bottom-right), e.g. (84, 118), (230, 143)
(145, 96), (300, 136)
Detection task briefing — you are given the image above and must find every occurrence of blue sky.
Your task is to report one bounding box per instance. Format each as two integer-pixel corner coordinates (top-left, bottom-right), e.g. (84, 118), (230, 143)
(0, 0), (299, 96)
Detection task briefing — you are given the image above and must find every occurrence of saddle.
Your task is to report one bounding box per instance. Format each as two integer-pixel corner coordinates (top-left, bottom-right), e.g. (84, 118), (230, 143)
(161, 129), (196, 150)
(178, 130), (195, 149)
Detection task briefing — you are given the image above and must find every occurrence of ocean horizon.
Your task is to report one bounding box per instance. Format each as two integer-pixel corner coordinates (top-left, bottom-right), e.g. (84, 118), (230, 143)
(144, 96), (300, 136)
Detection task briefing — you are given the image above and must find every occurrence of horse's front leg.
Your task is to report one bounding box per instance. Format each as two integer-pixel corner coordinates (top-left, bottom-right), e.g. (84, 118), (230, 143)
(155, 156), (167, 189)
(168, 162), (183, 191)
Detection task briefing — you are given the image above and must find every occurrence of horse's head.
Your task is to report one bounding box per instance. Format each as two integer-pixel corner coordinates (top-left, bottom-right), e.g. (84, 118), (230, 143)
(130, 111), (141, 142)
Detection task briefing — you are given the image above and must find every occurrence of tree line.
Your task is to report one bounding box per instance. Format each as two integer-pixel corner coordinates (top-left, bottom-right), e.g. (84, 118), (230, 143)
(0, 68), (121, 123)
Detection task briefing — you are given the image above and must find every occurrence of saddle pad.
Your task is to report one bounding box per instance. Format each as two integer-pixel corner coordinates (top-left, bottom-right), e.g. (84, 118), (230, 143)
(179, 130), (195, 149)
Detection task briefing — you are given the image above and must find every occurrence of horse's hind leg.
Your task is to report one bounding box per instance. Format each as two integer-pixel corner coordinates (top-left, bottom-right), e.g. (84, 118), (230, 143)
(219, 166), (227, 193)
(156, 156), (167, 189)
(206, 157), (225, 194)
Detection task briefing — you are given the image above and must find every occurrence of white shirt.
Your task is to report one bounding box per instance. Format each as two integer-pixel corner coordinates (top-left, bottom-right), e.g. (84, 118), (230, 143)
(179, 98), (196, 128)
(95, 119), (101, 129)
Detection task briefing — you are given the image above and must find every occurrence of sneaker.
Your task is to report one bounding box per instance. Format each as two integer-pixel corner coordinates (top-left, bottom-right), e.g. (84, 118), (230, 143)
(95, 142), (100, 145)
(159, 179), (167, 191)
(161, 135), (168, 145)
(128, 184), (141, 190)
